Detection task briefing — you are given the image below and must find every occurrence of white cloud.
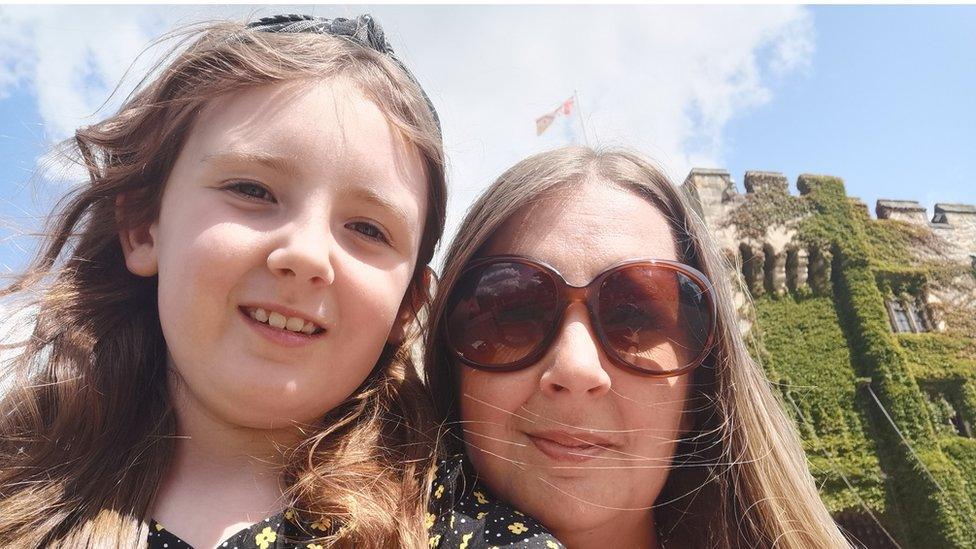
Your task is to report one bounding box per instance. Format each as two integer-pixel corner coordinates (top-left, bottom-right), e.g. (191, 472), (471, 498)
(0, 5), (814, 264)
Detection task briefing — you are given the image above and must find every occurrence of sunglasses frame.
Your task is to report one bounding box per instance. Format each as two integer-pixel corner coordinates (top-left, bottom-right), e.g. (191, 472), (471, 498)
(445, 255), (718, 377)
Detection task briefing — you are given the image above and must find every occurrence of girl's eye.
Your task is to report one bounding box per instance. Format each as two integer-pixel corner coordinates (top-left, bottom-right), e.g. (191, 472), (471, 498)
(226, 181), (276, 203)
(346, 221), (390, 245)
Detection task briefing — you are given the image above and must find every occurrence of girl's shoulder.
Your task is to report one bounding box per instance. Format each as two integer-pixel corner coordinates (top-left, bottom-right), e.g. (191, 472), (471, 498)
(427, 456), (564, 549)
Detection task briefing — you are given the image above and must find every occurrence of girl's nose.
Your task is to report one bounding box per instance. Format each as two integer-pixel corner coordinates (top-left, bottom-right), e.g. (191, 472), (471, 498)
(538, 305), (612, 398)
(266, 221), (336, 287)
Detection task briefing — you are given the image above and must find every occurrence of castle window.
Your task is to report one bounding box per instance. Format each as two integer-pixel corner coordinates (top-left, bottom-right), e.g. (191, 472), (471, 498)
(922, 387), (973, 438)
(885, 296), (930, 333)
(951, 409), (972, 438)
(910, 300), (929, 332)
(886, 300), (914, 333)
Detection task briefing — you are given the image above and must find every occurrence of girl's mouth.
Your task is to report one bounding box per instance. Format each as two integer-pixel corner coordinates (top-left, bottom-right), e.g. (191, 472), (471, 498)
(240, 306), (325, 335)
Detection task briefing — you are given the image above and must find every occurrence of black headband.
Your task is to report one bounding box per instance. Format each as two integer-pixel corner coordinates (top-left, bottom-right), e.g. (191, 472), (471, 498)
(248, 14), (440, 133)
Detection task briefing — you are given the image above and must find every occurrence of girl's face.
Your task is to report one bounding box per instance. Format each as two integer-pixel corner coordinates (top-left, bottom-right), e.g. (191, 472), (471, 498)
(458, 180), (692, 545)
(122, 79), (428, 433)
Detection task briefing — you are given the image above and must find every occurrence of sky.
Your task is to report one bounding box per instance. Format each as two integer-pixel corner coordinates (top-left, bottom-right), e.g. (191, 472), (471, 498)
(0, 5), (973, 274)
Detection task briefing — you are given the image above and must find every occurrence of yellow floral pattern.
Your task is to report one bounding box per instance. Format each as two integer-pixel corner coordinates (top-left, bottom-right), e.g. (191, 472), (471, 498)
(148, 507), (338, 549)
(310, 517), (331, 531)
(254, 526), (276, 549)
(424, 456), (565, 549)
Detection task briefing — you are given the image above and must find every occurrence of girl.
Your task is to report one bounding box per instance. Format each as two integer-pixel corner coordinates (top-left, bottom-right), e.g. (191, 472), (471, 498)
(424, 147), (850, 548)
(0, 14), (445, 548)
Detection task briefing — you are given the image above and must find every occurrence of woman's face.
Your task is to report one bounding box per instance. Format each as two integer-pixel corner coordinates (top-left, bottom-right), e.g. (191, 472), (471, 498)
(458, 179), (693, 545)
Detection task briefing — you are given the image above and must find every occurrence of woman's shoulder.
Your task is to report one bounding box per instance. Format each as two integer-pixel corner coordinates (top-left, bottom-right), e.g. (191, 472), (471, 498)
(427, 455), (564, 549)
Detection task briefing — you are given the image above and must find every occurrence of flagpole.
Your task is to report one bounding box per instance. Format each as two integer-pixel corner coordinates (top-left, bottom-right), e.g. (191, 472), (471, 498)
(574, 89), (590, 146)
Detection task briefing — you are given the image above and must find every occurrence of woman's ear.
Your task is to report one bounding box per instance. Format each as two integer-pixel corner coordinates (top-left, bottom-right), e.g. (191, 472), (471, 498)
(388, 266), (437, 344)
(116, 195), (159, 277)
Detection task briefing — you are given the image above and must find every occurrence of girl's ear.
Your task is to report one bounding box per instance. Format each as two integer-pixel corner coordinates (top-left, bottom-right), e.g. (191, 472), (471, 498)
(116, 195), (159, 277)
(388, 266), (437, 344)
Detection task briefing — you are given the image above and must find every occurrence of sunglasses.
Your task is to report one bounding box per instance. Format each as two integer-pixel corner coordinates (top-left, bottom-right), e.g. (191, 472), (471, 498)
(444, 255), (717, 377)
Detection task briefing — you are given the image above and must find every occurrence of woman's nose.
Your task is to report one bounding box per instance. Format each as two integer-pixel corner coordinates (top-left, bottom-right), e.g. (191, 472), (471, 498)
(266, 219), (336, 287)
(538, 305), (612, 397)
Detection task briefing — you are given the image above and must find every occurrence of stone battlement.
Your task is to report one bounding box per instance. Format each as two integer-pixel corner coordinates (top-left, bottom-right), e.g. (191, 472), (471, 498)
(876, 200), (976, 229)
(683, 169), (976, 264)
(681, 169), (976, 332)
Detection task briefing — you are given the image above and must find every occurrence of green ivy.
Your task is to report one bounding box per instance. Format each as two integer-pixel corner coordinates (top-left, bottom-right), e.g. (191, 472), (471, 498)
(765, 175), (976, 546)
(753, 294), (886, 513)
(942, 438), (976, 509)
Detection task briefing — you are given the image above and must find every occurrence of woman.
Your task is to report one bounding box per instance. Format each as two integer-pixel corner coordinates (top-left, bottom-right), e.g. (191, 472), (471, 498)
(424, 147), (849, 548)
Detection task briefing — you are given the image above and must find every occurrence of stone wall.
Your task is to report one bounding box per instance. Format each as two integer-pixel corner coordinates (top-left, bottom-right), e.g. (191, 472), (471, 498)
(682, 169), (976, 335)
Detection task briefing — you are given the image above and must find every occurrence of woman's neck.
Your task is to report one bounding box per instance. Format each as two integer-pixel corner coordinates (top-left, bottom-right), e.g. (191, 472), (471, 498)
(150, 375), (299, 548)
(553, 510), (659, 549)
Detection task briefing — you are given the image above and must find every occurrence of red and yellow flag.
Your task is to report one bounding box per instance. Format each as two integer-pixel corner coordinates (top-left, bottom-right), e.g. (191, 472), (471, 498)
(536, 95), (575, 136)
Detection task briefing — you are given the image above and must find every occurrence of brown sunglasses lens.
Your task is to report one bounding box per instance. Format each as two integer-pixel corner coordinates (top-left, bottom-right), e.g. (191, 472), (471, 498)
(596, 266), (712, 374)
(446, 261), (559, 368)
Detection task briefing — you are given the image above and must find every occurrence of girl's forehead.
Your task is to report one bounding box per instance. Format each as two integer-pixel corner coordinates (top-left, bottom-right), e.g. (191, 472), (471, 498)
(180, 79), (427, 204)
(192, 79), (393, 157)
(481, 180), (679, 286)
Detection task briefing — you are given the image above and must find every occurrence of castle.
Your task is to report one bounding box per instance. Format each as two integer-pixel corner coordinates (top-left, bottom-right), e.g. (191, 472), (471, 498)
(682, 170), (976, 548)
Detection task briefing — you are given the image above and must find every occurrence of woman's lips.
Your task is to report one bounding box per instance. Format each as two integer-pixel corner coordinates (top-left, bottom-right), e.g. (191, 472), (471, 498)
(527, 431), (615, 463)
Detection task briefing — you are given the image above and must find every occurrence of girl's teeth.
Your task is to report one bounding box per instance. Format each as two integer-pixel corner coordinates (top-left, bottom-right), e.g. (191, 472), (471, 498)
(268, 312), (286, 329)
(249, 308), (321, 334)
(285, 316), (305, 332)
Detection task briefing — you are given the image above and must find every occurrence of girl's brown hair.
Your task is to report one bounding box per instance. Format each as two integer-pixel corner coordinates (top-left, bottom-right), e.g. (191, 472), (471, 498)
(0, 17), (445, 548)
(424, 146), (850, 548)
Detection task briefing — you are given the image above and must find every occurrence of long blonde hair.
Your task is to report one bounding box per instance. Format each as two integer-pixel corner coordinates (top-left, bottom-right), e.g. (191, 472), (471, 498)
(0, 16), (444, 548)
(424, 147), (849, 548)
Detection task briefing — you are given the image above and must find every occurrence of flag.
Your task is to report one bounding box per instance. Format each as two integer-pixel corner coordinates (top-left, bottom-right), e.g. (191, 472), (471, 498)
(536, 95), (575, 136)
(561, 97), (574, 116)
(535, 112), (556, 136)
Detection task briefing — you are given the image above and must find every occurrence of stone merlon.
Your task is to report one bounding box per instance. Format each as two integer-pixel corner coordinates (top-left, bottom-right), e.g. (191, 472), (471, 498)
(681, 168), (737, 219)
(933, 203), (976, 225)
(744, 171), (788, 194)
(876, 200), (928, 224)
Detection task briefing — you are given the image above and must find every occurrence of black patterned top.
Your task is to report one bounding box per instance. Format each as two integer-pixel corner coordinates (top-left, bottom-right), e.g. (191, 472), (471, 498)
(147, 508), (332, 549)
(147, 456), (562, 549)
(427, 456), (564, 549)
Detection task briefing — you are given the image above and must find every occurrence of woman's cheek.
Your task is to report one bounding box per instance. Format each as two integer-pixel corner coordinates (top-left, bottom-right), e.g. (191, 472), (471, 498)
(459, 368), (532, 428)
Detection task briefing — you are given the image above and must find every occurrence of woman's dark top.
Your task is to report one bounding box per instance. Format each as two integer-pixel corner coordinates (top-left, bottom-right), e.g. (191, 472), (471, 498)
(147, 456), (562, 549)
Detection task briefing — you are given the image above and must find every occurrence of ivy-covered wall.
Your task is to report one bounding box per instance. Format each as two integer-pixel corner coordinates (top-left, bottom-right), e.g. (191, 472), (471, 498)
(754, 294), (886, 513)
(685, 170), (976, 547)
